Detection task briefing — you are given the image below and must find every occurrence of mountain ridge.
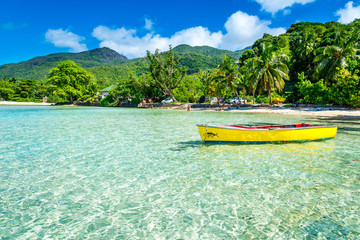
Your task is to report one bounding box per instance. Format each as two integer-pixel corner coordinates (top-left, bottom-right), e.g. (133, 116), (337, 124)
(0, 45), (246, 82)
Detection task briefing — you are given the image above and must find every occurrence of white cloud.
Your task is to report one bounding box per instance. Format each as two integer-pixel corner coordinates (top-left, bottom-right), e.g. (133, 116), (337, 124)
(92, 25), (222, 58)
(45, 29), (88, 52)
(92, 12), (285, 58)
(336, 1), (360, 24)
(144, 18), (153, 30)
(221, 11), (286, 50)
(255, 0), (315, 14)
(170, 27), (223, 47)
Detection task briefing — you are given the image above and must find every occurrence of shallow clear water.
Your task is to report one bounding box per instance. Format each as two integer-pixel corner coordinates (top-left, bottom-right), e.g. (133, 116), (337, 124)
(1, 106), (359, 239)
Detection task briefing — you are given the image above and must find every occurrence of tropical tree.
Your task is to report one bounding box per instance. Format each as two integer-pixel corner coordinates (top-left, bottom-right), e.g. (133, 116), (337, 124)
(296, 72), (329, 104)
(145, 46), (187, 101)
(204, 68), (228, 109)
(246, 43), (289, 104)
(313, 28), (360, 85)
(295, 29), (318, 69)
(109, 77), (137, 104)
(47, 60), (97, 102)
(0, 77), (17, 100)
(240, 60), (265, 104)
(330, 66), (360, 107)
(18, 79), (37, 99)
(0, 77), (47, 101)
(174, 73), (205, 103)
(132, 73), (162, 101)
(215, 56), (242, 103)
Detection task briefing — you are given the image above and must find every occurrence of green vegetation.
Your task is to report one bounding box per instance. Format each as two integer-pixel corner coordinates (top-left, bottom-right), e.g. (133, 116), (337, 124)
(173, 73), (205, 103)
(245, 42), (289, 104)
(145, 46), (186, 102)
(47, 61), (97, 102)
(0, 77), (47, 102)
(1, 19), (360, 107)
(0, 45), (240, 84)
(0, 48), (128, 83)
(0, 61), (98, 103)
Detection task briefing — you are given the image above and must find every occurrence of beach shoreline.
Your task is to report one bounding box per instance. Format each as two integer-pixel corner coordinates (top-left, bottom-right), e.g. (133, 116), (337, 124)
(2, 101), (360, 117)
(192, 107), (360, 118)
(157, 103), (360, 118)
(0, 101), (55, 106)
(139, 102), (360, 117)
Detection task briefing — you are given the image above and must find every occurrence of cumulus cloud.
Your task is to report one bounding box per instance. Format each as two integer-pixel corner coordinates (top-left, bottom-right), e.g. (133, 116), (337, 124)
(254, 0), (315, 14)
(92, 25), (222, 58)
(221, 11), (286, 50)
(92, 12), (284, 58)
(45, 29), (88, 52)
(169, 27), (223, 47)
(336, 1), (360, 24)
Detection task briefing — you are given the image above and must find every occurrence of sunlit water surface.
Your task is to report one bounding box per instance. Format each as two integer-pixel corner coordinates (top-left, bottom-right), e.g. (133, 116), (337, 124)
(0, 106), (359, 239)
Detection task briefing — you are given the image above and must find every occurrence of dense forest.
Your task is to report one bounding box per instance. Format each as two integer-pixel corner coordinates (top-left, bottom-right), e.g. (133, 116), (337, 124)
(1, 20), (360, 107)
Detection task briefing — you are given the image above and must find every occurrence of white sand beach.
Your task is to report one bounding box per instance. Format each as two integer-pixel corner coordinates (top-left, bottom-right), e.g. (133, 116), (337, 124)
(0, 101), (55, 106)
(193, 106), (360, 118)
(2, 101), (359, 118)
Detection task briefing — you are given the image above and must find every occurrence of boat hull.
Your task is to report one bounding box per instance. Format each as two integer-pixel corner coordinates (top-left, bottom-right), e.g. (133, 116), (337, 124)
(197, 125), (337, 144)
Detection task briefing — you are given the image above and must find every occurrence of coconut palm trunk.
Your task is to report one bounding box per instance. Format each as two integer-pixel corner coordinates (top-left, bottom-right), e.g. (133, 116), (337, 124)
(245, 43), (289, 105)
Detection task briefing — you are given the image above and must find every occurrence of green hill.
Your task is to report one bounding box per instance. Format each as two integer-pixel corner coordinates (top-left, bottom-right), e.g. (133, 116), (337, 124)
(173, 45), (246, 74)
(0, 45), (246, 85)
(0, 47), (128, 81)
(173, 44), (245, 58)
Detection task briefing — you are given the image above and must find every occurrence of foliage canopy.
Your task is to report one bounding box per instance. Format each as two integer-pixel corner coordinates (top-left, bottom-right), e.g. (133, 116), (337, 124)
(47, 60), (97, 102)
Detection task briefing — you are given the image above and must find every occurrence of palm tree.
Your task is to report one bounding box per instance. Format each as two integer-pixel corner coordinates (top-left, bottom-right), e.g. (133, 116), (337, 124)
(246, 43), (289, 104)
(216, 56), (242, 103)
(295, 29), (318, 69)
(205, 69), (227, 110)
(243, 71), (258, 104)
(313, 29), (360, 85)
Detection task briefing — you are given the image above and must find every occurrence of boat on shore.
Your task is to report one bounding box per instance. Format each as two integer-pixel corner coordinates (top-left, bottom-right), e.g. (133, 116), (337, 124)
(197, 123), (337, 144)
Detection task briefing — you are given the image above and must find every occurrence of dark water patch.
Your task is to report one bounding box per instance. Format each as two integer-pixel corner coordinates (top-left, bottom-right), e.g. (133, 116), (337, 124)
(320, 120), (360, 126)
(172, 141), (203, 151)
(316, 116), (360, 121)
(301, 215), (356, 239)
(337, 127), (360, 134)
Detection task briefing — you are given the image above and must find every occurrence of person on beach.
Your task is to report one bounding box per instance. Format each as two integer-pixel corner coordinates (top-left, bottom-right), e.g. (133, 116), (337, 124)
(292, 101), (299, 108)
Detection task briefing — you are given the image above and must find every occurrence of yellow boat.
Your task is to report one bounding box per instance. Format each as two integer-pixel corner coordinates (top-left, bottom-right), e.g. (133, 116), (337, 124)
(197, 123), (337, 144)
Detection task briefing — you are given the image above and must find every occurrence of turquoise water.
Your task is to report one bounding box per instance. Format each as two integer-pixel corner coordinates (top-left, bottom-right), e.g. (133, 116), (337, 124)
(1, 106), (359, 239)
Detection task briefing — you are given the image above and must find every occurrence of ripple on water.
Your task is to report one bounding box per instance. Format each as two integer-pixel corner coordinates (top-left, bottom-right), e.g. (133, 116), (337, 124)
(0, 106), (359, 239)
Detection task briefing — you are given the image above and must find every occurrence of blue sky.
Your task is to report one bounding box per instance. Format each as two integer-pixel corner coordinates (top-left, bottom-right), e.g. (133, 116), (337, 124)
(0, 0), (359, 65)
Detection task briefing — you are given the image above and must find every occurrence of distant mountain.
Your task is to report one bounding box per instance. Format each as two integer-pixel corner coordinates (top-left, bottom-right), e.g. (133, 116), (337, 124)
(31, 47), (128, 66)
(0, 47), (128, 80)
(0, 45), (246, 84)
